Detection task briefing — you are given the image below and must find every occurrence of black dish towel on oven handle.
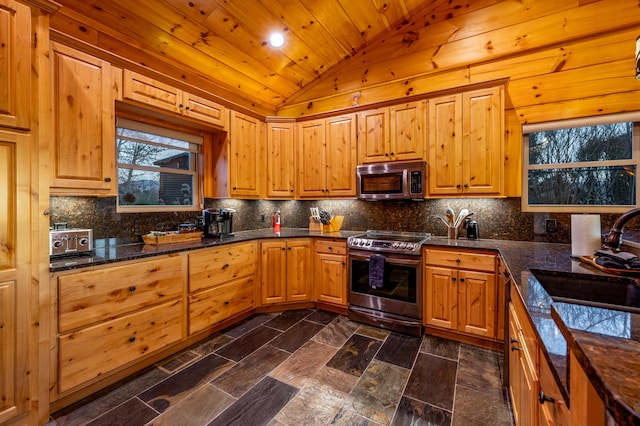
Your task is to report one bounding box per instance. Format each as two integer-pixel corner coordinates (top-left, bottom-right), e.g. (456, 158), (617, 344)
(369, 254), (385, 289)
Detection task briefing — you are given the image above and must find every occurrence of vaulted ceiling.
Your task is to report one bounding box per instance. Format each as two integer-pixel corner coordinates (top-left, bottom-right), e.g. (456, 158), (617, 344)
(49, 0), (482, 115)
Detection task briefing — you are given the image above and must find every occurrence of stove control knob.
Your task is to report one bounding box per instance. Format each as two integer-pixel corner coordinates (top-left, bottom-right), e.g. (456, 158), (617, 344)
(78, 237), (89, 246)
(52, 240), (63, 248)
(400, 242), (407, 249)
(392, 242), (399, 249)
(364, 240), (372, 247)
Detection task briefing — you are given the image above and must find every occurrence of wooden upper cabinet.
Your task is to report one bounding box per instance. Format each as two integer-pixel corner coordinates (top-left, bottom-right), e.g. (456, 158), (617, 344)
(297, 114), (356, 199)
(0, 0), (30, 130)
(357, 101), (425, 164)
(51, 42), (115, 194)
(428, 86), (504, 196)
(122, 70), (227, 128)
(266, 121), (295, 198)
(229, 111), (264, 198)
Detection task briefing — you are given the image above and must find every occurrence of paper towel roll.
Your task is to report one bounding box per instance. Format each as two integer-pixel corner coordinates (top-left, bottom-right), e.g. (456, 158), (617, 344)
(571, 214), (601, 257)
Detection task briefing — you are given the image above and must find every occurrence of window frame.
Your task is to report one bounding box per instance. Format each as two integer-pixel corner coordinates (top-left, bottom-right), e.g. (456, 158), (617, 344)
(115, 116), (205, 213)
(522, 112), (640, 213)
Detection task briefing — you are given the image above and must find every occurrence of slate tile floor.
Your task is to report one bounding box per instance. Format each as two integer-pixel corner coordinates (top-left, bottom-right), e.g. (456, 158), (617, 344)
(51, 309), (514, 426)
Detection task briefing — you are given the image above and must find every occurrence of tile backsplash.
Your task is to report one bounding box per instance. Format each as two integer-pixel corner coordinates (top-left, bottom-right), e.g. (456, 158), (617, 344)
(49, 196), (634, 246)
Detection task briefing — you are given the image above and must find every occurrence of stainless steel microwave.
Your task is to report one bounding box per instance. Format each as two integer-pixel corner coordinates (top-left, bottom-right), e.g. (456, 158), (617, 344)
(356, 160), (426, 200)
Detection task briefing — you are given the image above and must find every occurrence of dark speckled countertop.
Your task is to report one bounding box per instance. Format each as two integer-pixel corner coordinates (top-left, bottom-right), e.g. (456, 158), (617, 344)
(50, 229), (640, 424)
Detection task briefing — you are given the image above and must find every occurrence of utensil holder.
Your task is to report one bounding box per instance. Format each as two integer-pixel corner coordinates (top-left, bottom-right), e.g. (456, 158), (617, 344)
(447, 226), (459, 240)
(309, 217), (323, 232)
(323, 216), (344, 233)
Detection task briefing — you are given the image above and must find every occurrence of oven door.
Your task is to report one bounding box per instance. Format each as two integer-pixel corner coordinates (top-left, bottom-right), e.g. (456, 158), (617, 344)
(348, 250), (422, 319)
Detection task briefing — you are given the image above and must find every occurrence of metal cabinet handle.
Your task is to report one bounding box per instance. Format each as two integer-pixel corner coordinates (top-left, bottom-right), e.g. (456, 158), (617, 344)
(538, 390), (555, 405)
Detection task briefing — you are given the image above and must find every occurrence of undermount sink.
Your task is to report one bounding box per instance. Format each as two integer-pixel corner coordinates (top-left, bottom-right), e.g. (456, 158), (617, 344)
(530, 269), (640, 314)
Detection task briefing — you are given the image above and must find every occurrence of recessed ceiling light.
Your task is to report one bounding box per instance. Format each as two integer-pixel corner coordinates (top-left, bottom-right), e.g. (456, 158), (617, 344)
(269, 32), (285, 48)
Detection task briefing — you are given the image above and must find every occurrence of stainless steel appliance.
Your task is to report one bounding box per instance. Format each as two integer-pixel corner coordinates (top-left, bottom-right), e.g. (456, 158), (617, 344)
(347, 230), (431, 336)
(203, 208), (235, 237)
(356, 160), (426, 200)
(50, 228), (93, 257)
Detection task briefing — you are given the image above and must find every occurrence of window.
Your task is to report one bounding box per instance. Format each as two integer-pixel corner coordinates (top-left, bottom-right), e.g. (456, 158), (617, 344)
(116, 117), (203, 212)
(523, 113), (640, 213)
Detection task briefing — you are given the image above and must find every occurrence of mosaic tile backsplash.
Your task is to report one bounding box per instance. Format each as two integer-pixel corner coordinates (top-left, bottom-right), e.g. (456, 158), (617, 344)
(49, 196), (635, 245)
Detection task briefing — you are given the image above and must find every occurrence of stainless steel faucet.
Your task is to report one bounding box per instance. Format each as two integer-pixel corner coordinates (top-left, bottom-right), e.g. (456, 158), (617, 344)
(602, 207), (640, 251)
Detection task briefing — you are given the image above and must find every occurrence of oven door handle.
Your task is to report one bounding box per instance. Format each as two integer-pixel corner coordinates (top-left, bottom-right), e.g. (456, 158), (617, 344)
(348, 252), (421, 267)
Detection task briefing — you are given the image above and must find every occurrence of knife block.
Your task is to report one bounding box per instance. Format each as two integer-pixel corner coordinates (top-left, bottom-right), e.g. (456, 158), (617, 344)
(309, 217), (323, 232)
(323, 216), (344, 233)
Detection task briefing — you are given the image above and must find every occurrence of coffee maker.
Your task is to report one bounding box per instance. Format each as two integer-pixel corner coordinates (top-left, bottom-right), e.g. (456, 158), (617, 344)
(203, 208), (235, 237)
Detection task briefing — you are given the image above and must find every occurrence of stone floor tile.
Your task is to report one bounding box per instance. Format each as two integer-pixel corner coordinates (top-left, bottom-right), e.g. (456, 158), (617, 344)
(214, 325), (281, 361)
(452, 385), (514, 426)
(157, 350), (201, 374)
(222, 313), (275, 338)
(457, 344), (503, 394)
(270, 319), (324, 353)
(326, 334), (383, 377)
(420, 335), (460, 360)
(343, 360), (410, 425)
(375, 333), (421, 369)
(139, 354), (233, 413)
(312, 366), (359, 395)
(331, 406), (387, 425)
(274, 382), (347, 425)
(306, 309), (340, 325)
(269, 340), (338, 388)
(212, 345), (290, 397)
(53, 367), (168, 426)
(391, 396), (452, 426)
(85, 398), (157, 426)
(404, 353), (457, 411)
(192, 333), (234, 356)
(313, 315), (360, 347)
(264, 309), (314, 331)
(207, 377), (298, 426)
(150, 384), (235, 426)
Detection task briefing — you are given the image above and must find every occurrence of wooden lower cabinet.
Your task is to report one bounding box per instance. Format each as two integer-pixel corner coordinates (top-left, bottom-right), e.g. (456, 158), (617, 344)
(539, 349), (570, 426)
(59, 299), (182, 393)
(189, 277), (255, 334)
(260, 239), (312, 305)
(509, 302), (538, 426)
(424, 248), (497, 339)
(314, 239), (347, 307)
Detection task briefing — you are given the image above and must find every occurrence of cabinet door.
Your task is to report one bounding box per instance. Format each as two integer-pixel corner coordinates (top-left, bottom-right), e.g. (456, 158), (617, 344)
(266, 121), (295, 198)
(286, 240), (312, 302)
(357, 107), (389, 164)
(315, 252), (347, 306)
(0, 0), (30, 129)
(182, 92), (227, 128)
(424, 266), (457, 330)
(297, 119), (326, 198)
(260, 241), (287, 304)
(428, 94), (463, 195)
(509, 304), (538, 426)
(325, 114), (357, 197)
(122, 70), (182, 114)
(229, 111), (263, 198)
(51, 43), (115, 192)
(462, 87), (503, 194)
(458, 269), (496, 338)
(390, 101), (425, 162)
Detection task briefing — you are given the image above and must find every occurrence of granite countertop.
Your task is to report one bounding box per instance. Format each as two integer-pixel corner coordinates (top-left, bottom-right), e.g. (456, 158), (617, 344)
(49, 229), (640, 424)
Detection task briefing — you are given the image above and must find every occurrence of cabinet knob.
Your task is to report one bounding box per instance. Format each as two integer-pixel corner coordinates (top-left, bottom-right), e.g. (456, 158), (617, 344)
(290, 189), (294, 192)
(129, 286), (136, 292)
(456, 184), (461, 188)
(452, 277), (456, 282)
(328, 246), (332, 250)
(179, 103), (183, 108)
(455, 259), (461, 263)
(129, 336), (136, 343)
(342, 262), (346, 266)
(464, 184), (469, 188)
(288, 247), (292, 250)
(385, 153), (389, 156)
(185, 106), (190, 110)
(281, 247), (286, 251)
(224, 300), (229, 305)
(390, 152), (394, 156)
(538, 390), (555, 405)
(459, 278), (465, 282)
(104, 177), (112, 182)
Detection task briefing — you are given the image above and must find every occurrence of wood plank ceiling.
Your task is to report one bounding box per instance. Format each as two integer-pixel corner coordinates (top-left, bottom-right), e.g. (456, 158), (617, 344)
(49, 0), (475, 115)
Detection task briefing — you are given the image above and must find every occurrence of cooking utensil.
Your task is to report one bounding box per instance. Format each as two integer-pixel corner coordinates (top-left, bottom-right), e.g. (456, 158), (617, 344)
(454, 208), (469, 228)
(446, 208), (455, 226)
(432, 214), (450, 227)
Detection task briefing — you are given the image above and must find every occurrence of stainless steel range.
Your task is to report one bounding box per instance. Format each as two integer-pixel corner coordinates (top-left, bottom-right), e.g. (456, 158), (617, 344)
(347, 230), (431, 336)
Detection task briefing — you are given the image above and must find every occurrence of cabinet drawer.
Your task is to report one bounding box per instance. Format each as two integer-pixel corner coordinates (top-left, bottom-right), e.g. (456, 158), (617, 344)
(58, 256), (183, 332)
(425, 249), (496, 272)
(189, 242), (257, 293)
(315, 240), (347, 255)
(510, 282), (538, 363)
(189, 276), (255, 335)
(58, 299), (182, 393)
(539, 351), (570, 425)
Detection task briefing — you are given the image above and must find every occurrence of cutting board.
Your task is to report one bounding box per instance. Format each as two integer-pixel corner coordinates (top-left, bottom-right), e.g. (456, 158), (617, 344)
(579, 255), (640, 276)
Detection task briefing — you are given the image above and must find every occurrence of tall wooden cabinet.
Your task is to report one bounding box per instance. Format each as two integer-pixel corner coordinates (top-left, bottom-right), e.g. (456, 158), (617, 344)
(424, 248), (498, 340)
(357, 101), (425, 164)
(229, 111), (265, 199)
(1, 1), (56, 424)
(428, 86), (504, 196)
(266, 120), (296, 198)
(260, 239), (312, 305)
(50, 42), (116, 194)
(296, 114), (357, 198)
